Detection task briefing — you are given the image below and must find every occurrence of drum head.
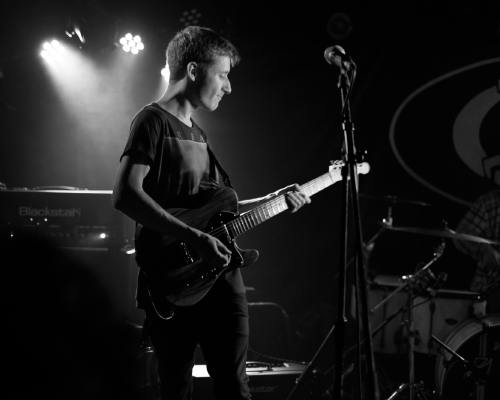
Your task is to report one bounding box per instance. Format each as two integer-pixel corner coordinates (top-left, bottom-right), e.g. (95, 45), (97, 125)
(438, 315), (500, 399)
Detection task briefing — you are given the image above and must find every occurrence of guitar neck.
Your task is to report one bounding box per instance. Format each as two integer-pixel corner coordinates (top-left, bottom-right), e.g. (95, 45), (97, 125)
(227, 169), (342, 238)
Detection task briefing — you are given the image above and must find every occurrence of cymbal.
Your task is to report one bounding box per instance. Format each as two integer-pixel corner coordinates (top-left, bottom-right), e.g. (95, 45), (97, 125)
(360, 194), (432, 207)
(380, 222), (498, 245)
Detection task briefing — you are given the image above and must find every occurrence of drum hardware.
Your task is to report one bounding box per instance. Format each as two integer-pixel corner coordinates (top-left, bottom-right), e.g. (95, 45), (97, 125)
(430, 334), (488, 387)
(359, 194), (433, 208)
(380, 221), (499, 245)
(333, 207), (391, 282)
(371, 246), (445, 400)
(370, 242), (445, 315)
(434, 315), (500, 399)
(337, 198), (422, 283)
(383, 281), (429, 400)
(466, 312), (495, 335)
(427, 302), (436, 351)
(372, 303), (407, 338)
(385, 382), (428, 400)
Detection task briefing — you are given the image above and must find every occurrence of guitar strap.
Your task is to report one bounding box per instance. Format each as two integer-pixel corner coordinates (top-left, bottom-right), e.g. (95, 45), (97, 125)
(153, 131), (165, 200)
(207, 145), (233, 189)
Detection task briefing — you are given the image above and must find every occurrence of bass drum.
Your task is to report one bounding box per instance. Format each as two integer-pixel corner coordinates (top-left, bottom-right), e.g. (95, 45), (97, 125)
(435, 314), (500, 399)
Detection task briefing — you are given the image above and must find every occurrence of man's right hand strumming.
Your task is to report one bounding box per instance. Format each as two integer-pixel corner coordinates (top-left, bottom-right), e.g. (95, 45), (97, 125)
(187, 229), (232, 267)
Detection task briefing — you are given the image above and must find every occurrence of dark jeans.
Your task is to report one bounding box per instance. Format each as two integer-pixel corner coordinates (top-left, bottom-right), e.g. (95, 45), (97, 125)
(146, 291), (251, 400)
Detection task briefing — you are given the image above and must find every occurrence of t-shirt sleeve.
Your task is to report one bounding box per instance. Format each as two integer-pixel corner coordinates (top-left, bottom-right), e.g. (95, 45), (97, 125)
(121, 109), (162, 164)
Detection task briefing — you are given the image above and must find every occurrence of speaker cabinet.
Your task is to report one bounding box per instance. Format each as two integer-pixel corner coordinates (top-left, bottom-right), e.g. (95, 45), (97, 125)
(192, 363), (312, 400)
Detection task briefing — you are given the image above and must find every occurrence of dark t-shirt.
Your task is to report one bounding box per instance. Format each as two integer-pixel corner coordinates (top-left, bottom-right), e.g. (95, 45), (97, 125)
(121, 103), (245, 308)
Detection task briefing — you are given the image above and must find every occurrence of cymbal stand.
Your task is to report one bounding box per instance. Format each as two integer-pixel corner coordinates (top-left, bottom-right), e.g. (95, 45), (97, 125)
(370, 239), (444, 314)
(383, 246), (445, 400)
(332, 218), (389, 282)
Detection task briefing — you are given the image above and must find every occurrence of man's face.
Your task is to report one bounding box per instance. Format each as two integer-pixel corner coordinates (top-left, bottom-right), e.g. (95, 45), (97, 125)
(195, 55), (232, 111)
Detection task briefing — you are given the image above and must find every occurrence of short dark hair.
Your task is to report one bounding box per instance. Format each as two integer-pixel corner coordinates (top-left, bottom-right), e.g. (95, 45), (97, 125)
(166, 26), (241, 81)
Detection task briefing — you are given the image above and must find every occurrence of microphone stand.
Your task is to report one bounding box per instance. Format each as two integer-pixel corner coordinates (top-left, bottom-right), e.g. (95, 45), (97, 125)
(285, 53), (378, 400)
(332, 63), (379, 400)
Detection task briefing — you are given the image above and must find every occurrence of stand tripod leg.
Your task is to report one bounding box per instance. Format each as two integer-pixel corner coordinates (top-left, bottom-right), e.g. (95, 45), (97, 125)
(414, 384), (429, 400)
(385, 383), (429, 400)
(386, 383), (407, 400)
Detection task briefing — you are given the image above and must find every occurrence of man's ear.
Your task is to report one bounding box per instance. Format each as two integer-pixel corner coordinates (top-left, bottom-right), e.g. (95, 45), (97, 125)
(187, 62), (198, 81)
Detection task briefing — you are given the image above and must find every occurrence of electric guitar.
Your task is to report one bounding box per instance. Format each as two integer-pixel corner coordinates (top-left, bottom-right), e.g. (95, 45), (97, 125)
(136, 161), (369, 312)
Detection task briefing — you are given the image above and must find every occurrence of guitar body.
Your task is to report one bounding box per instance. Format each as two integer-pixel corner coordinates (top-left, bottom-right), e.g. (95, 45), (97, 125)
(136, 187), (259, 308)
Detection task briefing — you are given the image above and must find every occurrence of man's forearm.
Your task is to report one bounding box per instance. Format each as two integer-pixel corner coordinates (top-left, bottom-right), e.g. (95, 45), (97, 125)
(113, 186), (199, 243)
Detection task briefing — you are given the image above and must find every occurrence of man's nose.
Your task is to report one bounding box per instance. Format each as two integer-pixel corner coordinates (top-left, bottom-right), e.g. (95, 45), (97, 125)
(223, 79), (231, 94)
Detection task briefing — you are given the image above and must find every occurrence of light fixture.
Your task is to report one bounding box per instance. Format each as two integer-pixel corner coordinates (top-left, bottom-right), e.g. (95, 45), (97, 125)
(161, 66), (170, 82)
(179, 9), (202, 27)
(40, 40), (65, 61)
(119, 33), (144, 54)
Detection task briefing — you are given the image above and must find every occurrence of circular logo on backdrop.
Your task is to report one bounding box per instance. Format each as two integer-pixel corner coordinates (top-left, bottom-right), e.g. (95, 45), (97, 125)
(389, 58), (500, 206)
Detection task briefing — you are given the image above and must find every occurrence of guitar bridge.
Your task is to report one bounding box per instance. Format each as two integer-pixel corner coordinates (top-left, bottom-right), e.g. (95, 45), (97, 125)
(180, 242), (195, 264)
(180, 266), (221, 291)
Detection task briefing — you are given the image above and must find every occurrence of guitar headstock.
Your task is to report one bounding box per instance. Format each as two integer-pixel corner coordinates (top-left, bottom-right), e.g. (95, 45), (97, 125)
(328, 160), (370, 179)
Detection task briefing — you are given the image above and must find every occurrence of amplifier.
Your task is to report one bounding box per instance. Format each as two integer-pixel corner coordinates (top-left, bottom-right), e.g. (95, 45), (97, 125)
(192, 362), (312, 400)
(138, 351), (316, 400)
(0, 189), (133, 250)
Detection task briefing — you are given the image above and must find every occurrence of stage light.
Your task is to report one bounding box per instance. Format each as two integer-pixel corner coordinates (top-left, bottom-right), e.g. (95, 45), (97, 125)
(40, 40), (66, 61)
(161, 66), (170, 82)
(119, 33), (144, 54)
(180, 9), (202, 27)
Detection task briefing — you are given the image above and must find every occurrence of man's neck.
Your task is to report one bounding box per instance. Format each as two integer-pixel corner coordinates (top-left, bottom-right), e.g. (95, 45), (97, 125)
(157, 81), (196, 127)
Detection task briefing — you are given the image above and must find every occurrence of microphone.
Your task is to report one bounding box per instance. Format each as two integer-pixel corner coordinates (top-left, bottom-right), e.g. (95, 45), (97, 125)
(324, 45), (354, 69)
(429, 272), (448, 297)
(434, 241), (446, 258)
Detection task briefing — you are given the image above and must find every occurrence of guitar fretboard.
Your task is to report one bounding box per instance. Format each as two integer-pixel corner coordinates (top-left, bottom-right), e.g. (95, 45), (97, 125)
(226, 168), (343, 237)
(206, 161), (368, 241)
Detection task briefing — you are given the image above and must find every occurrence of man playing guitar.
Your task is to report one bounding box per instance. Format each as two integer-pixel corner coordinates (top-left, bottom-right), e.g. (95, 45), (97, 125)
(112, 26), (310, 400)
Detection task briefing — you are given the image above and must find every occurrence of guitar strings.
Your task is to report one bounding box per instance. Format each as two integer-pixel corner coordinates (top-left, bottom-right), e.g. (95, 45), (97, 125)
(206, 193), (289, 240)
(199, 163), (369, 244)
(205, 169), (338, 240)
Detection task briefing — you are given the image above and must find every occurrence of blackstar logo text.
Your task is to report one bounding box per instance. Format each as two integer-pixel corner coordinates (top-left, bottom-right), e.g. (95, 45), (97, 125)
(19, 206), (82, 218)
(249, 385), (278, 393)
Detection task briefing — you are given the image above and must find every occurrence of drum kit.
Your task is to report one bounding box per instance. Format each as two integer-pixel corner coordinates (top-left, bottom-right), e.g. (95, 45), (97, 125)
(358, 195), (500, 400)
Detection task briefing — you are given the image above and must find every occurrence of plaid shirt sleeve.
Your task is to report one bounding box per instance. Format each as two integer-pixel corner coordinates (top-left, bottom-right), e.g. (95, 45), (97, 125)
(454, 189), (500, 292)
